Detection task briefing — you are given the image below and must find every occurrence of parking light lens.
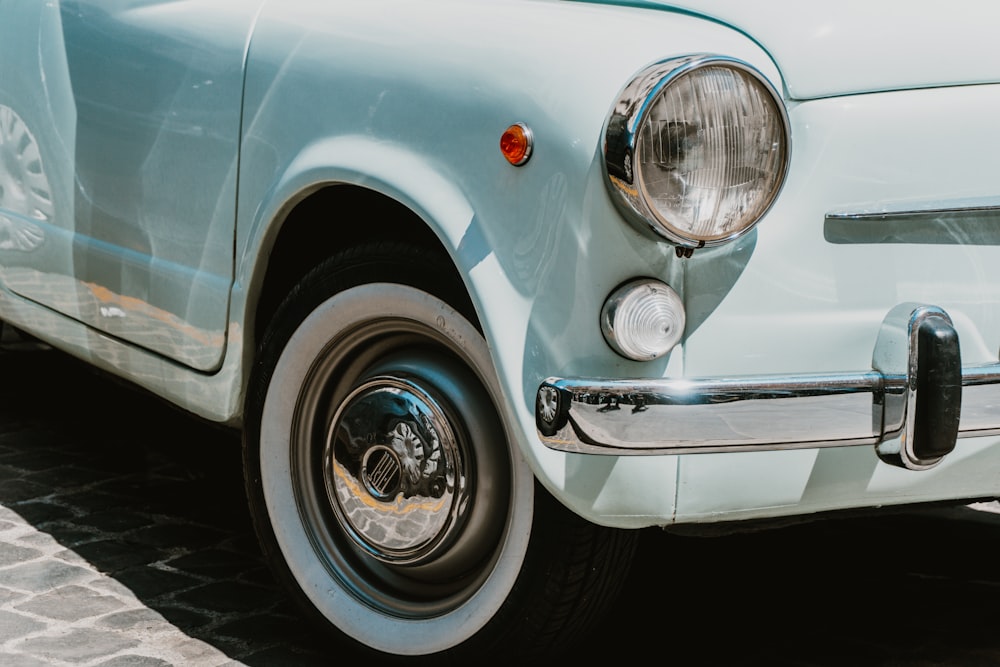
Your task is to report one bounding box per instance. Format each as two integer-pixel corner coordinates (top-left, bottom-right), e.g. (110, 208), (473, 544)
(601, 279), (685, 361)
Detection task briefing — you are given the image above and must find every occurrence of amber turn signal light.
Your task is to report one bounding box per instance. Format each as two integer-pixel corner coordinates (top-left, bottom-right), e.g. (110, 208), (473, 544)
(500, 123), (533, 166)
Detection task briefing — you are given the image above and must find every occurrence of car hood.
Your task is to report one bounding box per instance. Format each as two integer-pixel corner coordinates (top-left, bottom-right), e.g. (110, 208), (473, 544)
(586, 0), (1000, 99)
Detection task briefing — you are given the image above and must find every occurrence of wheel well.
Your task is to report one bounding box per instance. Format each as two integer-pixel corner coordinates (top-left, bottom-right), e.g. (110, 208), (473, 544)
(253, 185), (470, 344)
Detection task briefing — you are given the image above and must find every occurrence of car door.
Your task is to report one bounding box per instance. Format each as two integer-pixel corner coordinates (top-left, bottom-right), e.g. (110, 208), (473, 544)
(0, 0), (261, 371)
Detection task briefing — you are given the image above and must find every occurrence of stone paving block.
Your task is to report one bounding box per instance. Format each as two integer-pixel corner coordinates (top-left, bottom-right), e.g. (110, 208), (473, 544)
(0, 609), (46, 642)
(93, 656), (173, 667)
(237, 645), (335, 666)
(165, 548), (262, 578)
(218, 535), (266, 560)
(0, 654), (52, 667)
(72, 539), (170, 574)
(58, 490), (139, 515)
(154, 604), (214, 630)
(87, 576), (147, 601)
(0, 560), (95, 593)
(0, 505), (22, 522)
(188, 636), (251, 662)
(0, 541), (42, 567)
(114, 565), (202, 599)
(1, 451), (74, 473)
(25, 525), (96, 548)
(23, 465), (107, 490)
(0, 479), (48, 503)
(0, 586), (26, 605)
(53, 548), (92, 567)
(128, 523), (228, 550)
(15, 627), (140, 663)
(231, 566), (273, 587)
(213, 613), (314, 646)
(12, 530), (64, 551)
(173, 581), (282, 615)
(78, 510), (157, 533)
(0, 463), (31, 478)
(166, 636), (234, 665)
(14, 584), (127, 622)
(9, 501), (74, 525)
(98, 608), (173, 633)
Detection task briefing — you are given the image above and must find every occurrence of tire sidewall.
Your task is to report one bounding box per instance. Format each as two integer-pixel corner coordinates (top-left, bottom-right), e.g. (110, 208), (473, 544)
(251, 282), (534, 656)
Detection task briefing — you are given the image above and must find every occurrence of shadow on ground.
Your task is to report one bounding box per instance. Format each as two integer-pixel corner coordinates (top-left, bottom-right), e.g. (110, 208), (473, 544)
(1, 348), (1000, 666)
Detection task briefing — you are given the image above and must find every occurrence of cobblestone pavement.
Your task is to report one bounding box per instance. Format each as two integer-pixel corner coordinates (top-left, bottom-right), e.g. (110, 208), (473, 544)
(3, 346), (1000, 666)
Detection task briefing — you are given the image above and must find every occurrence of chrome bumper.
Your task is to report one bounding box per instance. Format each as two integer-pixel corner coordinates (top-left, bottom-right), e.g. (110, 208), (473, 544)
(535, 304), (1000, 470)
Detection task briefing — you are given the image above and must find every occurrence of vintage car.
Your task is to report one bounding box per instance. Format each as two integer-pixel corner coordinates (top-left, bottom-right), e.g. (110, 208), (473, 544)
(3, 0), (1000, 660)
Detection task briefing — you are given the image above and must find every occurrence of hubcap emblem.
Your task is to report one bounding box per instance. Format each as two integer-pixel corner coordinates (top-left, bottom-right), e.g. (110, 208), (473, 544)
(361, 446), (402, 500)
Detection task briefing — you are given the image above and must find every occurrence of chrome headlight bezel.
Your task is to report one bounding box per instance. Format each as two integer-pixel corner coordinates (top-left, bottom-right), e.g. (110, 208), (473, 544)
(602, 54), (791, 250)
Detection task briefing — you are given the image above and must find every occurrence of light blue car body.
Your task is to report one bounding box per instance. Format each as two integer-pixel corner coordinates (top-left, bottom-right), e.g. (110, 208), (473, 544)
(3, 0), (1000, 534)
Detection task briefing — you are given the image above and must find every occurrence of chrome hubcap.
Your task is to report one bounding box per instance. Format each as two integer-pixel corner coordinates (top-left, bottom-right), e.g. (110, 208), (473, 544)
(324, 375), (469, 565)
(286, 309), (512, 616)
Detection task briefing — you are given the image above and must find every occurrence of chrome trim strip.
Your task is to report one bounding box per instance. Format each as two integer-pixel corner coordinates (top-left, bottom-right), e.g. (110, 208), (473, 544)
(953, 368), (1000, 438)
(825, 199), (1000, 245)
(536, 304), (999, 467)
(827, 195), (1000, 219)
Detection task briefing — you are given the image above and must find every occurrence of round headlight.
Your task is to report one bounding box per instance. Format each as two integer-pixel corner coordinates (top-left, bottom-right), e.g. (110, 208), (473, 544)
(604, 55), (789, 249)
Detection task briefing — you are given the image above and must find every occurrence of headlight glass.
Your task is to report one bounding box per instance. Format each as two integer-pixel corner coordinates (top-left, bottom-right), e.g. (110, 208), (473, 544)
(604, 55), (789, 249)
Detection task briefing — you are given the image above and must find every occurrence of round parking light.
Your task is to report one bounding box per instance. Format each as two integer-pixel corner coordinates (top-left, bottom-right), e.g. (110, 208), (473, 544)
(601, 278), (685, 361)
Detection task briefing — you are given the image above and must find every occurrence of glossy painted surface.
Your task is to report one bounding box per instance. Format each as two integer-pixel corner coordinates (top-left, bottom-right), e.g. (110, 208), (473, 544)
(2, 0), (1000, 531)
(673, 81), (1000, 523)
(588, 0), (1000, 99)
(0, 0), (262, 371)
(233, 0), (785, 525)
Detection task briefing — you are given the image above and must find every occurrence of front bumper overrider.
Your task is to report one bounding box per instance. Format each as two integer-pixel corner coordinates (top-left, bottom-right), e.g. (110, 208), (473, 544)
(535, 303), (1000, 470)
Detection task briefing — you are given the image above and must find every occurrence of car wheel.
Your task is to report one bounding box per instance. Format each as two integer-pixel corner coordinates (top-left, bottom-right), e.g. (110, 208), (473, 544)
(244, 242), (637, 659)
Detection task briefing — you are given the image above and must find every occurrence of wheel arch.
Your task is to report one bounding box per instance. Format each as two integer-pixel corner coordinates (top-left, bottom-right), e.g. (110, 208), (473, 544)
(234, 138), (589, 531)
(250, 185), (478, 345)
(238, 137), (484, 358)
